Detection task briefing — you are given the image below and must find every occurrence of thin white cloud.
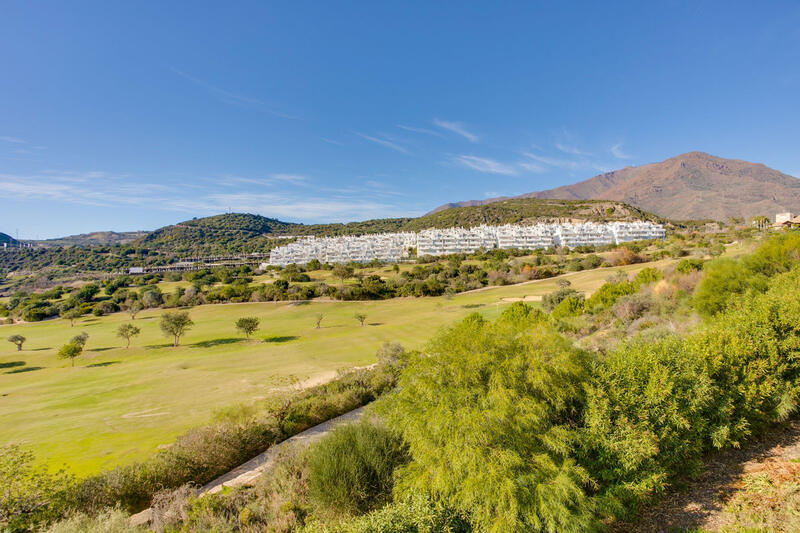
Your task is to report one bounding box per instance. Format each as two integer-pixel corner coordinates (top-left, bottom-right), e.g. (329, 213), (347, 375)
(0, 136), (26, 144)
(0, 169), (420, 224)
(396, 124), (444, 138)
(610, 143), (631, 159)
(433, 119), (479, 143)
(521, 151), (581, 170)
(171, 67), (299, 120)
(321, 137), (344, 146)
(452, 155), (517, 175)
(518, 161), (547, 173)
(355, 133), (409, 154)
(555, 142), (592, 156)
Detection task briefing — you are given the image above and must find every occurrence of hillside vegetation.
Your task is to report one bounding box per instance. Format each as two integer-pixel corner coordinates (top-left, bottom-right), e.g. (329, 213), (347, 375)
(0, 199), (664, 275)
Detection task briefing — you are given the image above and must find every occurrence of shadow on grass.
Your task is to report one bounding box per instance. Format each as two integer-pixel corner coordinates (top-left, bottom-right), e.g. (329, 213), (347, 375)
(29, 347), (51, 352)
(0, 361), (25, 369)
(263, 335), (300, 343)
(5, 366), (44, 374)
(462, 303), (485, 309)
(145, 343), (174, 349)
(191, 338), (243, 348)
(368, 323), (384, 327)
(85, 361), (121, 368)
(290, 301), (311, 306)
(91, 347), (115, 352)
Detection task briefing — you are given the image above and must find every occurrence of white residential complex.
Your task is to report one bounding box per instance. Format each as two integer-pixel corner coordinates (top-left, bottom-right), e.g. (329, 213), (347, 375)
(266, 221), (666, 266)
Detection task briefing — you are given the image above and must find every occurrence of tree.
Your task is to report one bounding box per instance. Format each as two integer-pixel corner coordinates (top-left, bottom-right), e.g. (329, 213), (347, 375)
(57, 342), (83, 367)
(235, 317), (260, 339)
(70, 332), (89, 348)
(159, 311), (193, 347)
(116, 323), (141, 349)
(126, 300), (143, 320)
(60, 308), (83, 327)
(556, 278), (572, 289)
(315, 313), (325, 329)
(7, 334), (25, 352)
(354, 313), (367, 327)
(332, 264), (354, 287)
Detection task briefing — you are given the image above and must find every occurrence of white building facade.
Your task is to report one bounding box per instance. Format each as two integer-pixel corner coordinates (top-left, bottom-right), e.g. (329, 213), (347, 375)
(266, 221), (666, 266)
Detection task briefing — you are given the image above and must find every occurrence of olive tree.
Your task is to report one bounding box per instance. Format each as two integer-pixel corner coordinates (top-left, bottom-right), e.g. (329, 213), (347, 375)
(354, 313), (367, 327)
(235, 317), (260, 339)
(159, 311), (193, 347)
(57, 342), (83, 367)
(60, 308), (83, 327)
(7, 334), (25, 352)
(116, 323), (141, 349)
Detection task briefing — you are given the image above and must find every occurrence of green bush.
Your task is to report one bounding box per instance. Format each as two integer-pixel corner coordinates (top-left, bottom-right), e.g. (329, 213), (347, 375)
(304, 495), (470, 533)
(551, 294), (585, 320)
(0, 445), (75, 532)
(377, 307), (595, 532)
(580, 337), (713, 518)
(308, 421), (408, 516)
(691, 258), (766, 316)
(584, 280), (636, 314)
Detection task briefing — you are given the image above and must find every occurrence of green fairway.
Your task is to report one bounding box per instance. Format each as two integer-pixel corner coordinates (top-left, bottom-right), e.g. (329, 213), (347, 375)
(0, 260), (671, 475)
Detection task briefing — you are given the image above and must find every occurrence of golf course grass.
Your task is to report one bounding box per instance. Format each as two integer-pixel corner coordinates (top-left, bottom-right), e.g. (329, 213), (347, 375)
(0, 260), (671, 475)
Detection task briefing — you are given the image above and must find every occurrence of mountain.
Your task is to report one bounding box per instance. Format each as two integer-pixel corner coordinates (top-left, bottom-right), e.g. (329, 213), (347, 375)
(432, 152), (800, 221)
(37, 231), (149, 248)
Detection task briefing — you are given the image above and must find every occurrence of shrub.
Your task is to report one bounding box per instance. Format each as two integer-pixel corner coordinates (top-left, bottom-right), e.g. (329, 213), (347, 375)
(308, 421), (408, 516)
(0, 445), (75, 532)
(580, 337), (713, 518)
(584, 280), (636, 314)
(377, 309), (595, 532)
(551, 294), (585, 320)
(542, 287), (582, 312)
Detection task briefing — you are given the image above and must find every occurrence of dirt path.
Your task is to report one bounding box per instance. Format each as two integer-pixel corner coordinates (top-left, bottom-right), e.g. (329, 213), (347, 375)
(130, 406), (365, 526)
(615, 420), (800, 532)
(201, 406), (365, 494)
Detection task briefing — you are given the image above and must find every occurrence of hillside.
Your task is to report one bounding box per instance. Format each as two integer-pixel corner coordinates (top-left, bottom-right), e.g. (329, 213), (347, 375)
(36, 231), (148, 248)
(137, 200), (659, 255)
(433, 152), (800, 221)
(0, 232), (18, 246)
(405, 198), (661, 231)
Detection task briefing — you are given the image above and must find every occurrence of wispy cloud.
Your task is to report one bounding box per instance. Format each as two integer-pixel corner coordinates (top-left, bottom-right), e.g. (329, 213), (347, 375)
(452, 155), (517, 175)
(171, 67), (299, 120)
(396, 124), (444, 138)
(555, 142), (591, 156)
(433, 119), (479, 143)
(521, 151), (581, 170)
(0, 136), (26, 144)
(321, 137), (344, 146)
(355, 133), (409, 154)
(610, 143), (631, 159)
(0, 169), (421, 224)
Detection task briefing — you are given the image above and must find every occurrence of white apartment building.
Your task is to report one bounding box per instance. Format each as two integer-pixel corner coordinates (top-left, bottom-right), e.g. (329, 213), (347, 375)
(266, 221), (666, 266)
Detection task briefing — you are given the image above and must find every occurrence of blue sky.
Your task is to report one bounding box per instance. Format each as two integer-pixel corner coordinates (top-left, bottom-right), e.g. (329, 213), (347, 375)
(2, 1), (800, 238)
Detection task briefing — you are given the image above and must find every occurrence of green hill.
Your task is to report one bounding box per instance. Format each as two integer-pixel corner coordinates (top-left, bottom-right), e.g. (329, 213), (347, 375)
(0, 232), (19, 246)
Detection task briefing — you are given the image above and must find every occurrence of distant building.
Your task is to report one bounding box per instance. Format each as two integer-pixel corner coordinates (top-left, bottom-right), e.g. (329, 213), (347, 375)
(266, 221), (667, 266)
(776, 212), (793, 224)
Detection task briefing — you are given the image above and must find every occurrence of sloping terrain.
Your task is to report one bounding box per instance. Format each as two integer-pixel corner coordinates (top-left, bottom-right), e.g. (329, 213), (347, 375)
(0, 232), (19, 246)
(433, 152), (800, 221)
(36, 231), (149, 248)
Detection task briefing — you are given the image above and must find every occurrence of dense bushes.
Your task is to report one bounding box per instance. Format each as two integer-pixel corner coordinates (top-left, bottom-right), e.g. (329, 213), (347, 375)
(377, 304), (595, 532)
(307, 421), (408, 516)
(693, 232), (800, 316)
